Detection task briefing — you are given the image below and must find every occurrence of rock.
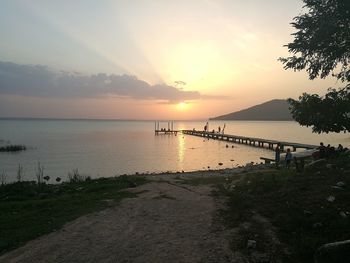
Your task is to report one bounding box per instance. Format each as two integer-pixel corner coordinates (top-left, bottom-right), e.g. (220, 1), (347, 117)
(218, 162), (223, 166)
(304, 210), (313, 215)
(331, 186), (343, 190)
(326, 164), (335, 169)
(314, 239), (350, 263)
(247, 239), (257, 249)
(305, 159), (327, 171)
(339, 211), (347, 218)
(336, 181), (345, 187)
(313, 222), (323, 229)
(326, 195), (335, 202)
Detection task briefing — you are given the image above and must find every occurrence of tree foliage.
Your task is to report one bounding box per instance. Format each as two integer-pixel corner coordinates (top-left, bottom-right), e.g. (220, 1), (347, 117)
(288, 86), (350, 133)
(281, 0), (350, 133)
(280, 0), (350, 82)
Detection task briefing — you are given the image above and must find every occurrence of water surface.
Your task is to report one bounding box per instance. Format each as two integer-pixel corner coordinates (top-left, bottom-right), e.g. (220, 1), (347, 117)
(0, 119), (348, 182)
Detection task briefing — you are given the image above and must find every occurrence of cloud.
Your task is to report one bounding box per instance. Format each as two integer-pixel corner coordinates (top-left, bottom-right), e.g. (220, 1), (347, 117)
(0, 61), (229, 103)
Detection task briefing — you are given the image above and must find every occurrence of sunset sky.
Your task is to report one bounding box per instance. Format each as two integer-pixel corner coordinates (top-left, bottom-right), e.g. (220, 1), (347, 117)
(0, 0), (337, 120)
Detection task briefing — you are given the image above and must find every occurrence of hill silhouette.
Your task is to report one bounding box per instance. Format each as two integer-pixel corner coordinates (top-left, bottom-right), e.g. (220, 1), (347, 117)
(210, 99), (293, 121)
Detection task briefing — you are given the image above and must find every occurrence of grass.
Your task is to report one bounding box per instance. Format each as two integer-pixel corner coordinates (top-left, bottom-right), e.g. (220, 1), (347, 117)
(217, 156), (350, 262)
(0, 175), (147, 255)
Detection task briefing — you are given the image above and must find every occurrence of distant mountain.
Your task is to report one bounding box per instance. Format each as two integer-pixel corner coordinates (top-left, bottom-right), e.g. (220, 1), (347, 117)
(210, 99), (293, 121)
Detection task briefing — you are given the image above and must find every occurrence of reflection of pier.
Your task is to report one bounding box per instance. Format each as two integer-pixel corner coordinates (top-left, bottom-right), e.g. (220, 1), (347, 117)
(154, 121), (179, 135)
(182, 130), (318, 151)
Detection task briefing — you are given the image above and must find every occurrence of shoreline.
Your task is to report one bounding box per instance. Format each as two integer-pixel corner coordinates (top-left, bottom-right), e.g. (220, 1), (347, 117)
(144, 162), (272, 178)
(1, 161), (272, 185)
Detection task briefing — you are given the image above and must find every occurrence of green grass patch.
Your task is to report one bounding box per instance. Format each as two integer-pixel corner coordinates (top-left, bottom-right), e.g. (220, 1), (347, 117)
(219, 161), (350, 262)
(0, 175), (147, 255)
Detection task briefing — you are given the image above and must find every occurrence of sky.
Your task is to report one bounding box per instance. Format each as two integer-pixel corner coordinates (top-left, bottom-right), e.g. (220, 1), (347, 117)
(0, 0), (338, 120)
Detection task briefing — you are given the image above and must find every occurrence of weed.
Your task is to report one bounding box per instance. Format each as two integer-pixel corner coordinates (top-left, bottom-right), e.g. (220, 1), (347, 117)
(68, 169), (89, 183)
(16, 164), (24, 182)
(0, 171), (6, 186)
(35, 162), (44, 184)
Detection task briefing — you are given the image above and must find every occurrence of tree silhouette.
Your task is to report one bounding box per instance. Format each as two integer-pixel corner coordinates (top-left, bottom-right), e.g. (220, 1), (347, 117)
(280, 0), (350, 133)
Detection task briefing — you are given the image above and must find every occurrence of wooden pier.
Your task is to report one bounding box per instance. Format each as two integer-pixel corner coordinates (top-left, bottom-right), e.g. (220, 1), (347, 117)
(154, 121), (179, 135)
(182, 130), (318, 151)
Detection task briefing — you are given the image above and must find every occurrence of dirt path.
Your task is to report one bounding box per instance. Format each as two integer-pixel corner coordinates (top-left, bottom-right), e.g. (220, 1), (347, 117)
(1, 178), (242, 263)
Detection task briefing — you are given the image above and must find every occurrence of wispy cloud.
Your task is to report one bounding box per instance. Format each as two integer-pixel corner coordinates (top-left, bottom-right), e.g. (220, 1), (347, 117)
(0, 61), (229, 104)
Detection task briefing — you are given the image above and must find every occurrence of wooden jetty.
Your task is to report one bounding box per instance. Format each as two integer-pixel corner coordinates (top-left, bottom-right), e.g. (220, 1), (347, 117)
(182, 130), (318, 151)
(154, 121), (179, 135)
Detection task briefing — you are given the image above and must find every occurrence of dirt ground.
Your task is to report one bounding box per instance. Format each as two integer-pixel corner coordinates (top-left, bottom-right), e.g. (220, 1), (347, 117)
(0, 176), (244, 263)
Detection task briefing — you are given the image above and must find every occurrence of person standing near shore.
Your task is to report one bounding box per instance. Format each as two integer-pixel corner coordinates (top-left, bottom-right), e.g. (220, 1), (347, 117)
(285, 148), (292, 169)
(275, 143), (281, 167)
(318, 142), (326, 158)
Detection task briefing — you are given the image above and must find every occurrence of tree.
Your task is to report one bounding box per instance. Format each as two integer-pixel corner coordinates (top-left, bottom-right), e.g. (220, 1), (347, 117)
(288, 87), (349, 133)
(280, 0), (350, 133)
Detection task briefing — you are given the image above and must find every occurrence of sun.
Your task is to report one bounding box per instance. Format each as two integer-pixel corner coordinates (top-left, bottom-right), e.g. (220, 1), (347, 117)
(177, 101), (187, 110)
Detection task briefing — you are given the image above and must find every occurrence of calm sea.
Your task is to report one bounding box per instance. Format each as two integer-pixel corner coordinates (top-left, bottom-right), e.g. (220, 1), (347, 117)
(0, 119), (349, 182)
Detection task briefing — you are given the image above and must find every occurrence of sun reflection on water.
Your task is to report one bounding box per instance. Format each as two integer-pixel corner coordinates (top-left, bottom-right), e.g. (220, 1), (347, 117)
(177, 133), (185, 170)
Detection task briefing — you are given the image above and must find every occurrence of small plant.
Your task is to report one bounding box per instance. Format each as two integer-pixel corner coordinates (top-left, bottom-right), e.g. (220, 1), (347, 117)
(36, 162), (44, 184)
(1, 170), (7, 185)
(68, 169), (88, 183)
(16, 164), (24, 182)
(43, 175), (50, 182)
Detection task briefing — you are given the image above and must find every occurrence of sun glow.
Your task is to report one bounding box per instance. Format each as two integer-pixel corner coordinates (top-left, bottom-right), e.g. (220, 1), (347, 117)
(177, 101), (188, 110)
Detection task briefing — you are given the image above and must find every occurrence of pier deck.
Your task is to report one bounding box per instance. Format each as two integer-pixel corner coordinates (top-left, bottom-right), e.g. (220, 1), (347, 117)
(154, 121), (179, 135)
(155, 130), (180, 135)
(182, 130), (318, 151)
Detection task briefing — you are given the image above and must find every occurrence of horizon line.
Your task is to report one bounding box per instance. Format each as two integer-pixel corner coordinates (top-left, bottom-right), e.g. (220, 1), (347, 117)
(0, 116), (209, 122)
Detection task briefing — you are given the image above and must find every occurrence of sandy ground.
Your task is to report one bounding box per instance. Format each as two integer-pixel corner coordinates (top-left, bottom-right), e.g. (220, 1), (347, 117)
(0, 175), (244, 263)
